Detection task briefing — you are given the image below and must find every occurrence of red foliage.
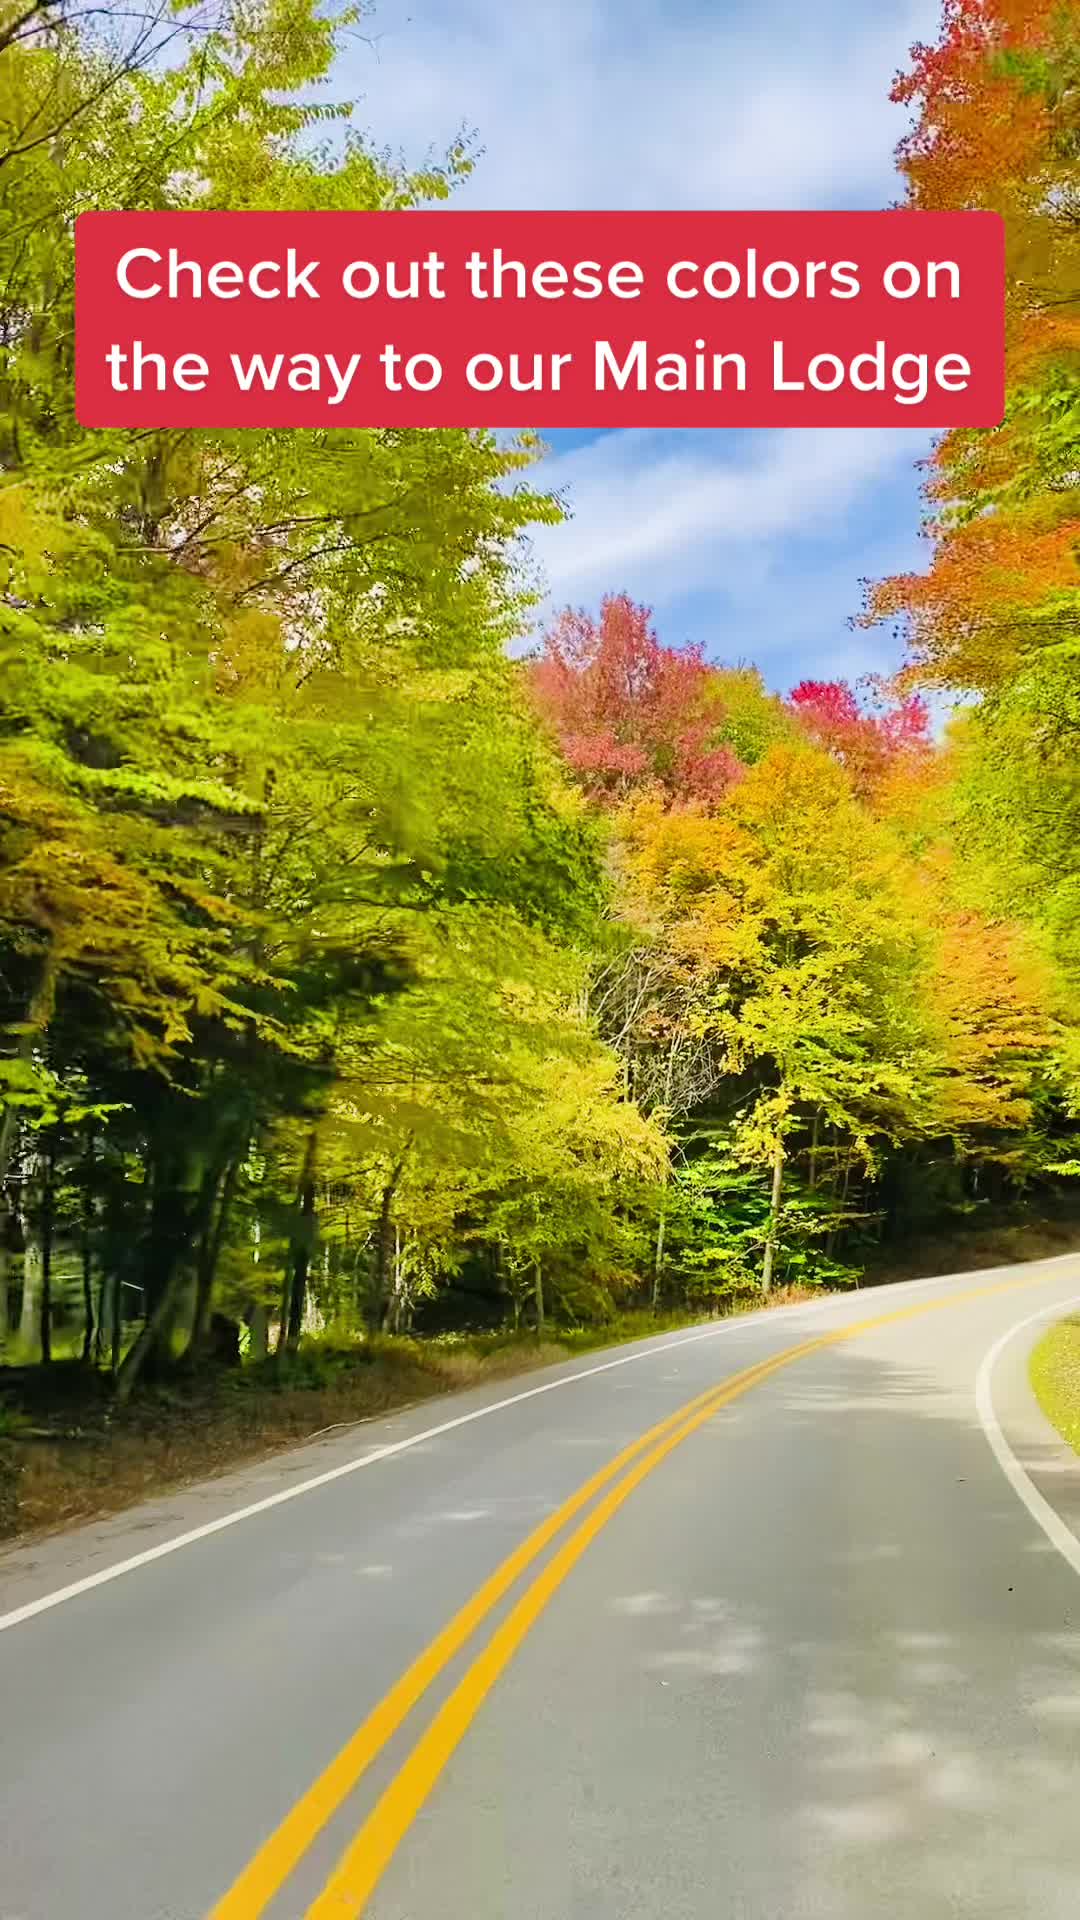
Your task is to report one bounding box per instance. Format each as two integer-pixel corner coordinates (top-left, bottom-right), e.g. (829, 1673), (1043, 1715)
(788, 679), (931, 794)
(529, 595), (743, 808)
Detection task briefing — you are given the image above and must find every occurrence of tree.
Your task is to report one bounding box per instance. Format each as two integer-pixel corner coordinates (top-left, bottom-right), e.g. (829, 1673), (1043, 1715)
(865, 0), (1080, 1153)
(0, 0), (599, 1378)
(788, 677), (931, 799)
(529, 595), (745, 807)
(869, 0), (1080, 700)
(618, 742), (935, 1287)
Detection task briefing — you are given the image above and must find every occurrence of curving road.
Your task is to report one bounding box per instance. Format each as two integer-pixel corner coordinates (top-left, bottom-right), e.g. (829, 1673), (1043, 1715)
(3, 1258), (1080, 1919)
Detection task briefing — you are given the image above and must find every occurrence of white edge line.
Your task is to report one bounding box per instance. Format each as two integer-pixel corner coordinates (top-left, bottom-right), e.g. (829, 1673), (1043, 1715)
(975, 1290), (1080, 1582)
(3, 1255), (1077, 1635)
(0, 1313), (798, 1633)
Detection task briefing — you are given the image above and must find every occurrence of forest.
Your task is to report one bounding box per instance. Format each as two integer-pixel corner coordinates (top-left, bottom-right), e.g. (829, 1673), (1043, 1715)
(0, 0), (1078, 1492)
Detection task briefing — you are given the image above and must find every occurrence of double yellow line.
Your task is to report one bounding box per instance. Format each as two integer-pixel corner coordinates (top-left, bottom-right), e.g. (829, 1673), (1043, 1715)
(208, 1272), (1053, 1918)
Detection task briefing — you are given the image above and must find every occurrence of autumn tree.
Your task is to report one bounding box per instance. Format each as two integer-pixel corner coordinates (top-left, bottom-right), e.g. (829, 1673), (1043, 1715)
(620, 741), (937, 1287)
(0, 0), (616, 1376)
(866, 0), (1080, 1147)
(529, 595), (746, 806)
(788, 677), (932, 800)
(869, 0), (1080, 698)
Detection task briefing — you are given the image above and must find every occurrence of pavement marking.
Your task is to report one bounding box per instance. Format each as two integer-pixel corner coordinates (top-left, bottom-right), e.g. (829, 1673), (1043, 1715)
(305, 1346), (821, 1920)
(205, 1347), (803, 1920)
(207, 1269), (1060, 1919)
(7, 1258), (1076, 1641)
(975, 1291), (1080, 1583)
(6, 1260), (1073, 1640)
(0, 1318), (826, 1636)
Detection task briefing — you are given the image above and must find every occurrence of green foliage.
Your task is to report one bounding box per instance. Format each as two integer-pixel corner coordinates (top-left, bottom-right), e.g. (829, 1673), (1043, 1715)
(0, 0), (663, 1379)
(662, 1134), (862, 1310)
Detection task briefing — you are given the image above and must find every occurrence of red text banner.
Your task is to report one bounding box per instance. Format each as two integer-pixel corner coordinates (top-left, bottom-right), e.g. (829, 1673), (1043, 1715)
(75, 209), (1004, 430)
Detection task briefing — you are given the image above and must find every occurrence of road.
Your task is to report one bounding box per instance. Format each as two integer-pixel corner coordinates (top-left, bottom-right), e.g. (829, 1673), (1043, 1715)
(4, 1258), (1080, 1919)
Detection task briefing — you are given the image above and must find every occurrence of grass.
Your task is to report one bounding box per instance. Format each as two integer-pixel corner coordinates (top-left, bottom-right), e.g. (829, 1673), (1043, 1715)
(1029, 1313), (1080, 1457)
(0, 1290), (821, 1548)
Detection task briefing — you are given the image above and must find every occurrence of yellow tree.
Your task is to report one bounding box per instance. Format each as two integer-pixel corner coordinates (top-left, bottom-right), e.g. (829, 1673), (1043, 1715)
(620, 743), (933, 1290)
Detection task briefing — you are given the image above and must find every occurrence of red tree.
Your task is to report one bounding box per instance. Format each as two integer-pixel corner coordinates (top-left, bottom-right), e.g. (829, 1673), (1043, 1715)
(788, 678), (931, 797)
(529, 595), (742, 807)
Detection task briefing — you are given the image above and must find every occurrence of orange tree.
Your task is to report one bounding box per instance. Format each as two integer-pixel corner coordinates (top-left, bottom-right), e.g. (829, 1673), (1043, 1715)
(871, 0), (1080, 689)
(868, 0), (1080, 1133)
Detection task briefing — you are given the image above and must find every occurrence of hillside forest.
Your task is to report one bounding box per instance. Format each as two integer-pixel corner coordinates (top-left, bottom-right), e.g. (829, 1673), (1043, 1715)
(1, 0), (1079, 1434)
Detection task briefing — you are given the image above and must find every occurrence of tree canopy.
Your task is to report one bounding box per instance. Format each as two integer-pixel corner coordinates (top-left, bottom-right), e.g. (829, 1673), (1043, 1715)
(1, 0), (1077, 1417)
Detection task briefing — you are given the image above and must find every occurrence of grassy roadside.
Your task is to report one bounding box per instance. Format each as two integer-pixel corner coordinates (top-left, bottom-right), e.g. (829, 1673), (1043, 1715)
(1, 1293), (821, 1547)
(1029, 1314), (1080, 1457)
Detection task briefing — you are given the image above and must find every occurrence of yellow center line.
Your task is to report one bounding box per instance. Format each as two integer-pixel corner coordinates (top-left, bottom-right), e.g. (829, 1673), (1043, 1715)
(207, 1349), (799, 1918)
(208, 1270), (1055, 1918)
(303, 1274), (1057, 1919)
(305, 1339), (823, 1920)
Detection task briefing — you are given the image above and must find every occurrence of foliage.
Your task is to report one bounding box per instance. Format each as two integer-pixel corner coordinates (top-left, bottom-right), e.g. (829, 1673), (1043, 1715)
(662, 1137), (861, 1310)
(547, 593), (1075, 1304)
(788, 678), (932, 800)
(2, 1), (1078, 1410)
(1029, 1313), (1080, 1458)
(528, 594), (761, 806)
(866, 0), (1080, 1133)
(0, 0), (657, 1377)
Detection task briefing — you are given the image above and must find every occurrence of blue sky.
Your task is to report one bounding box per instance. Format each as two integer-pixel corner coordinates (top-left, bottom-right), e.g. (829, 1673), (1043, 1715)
(347, 0), (942, 690)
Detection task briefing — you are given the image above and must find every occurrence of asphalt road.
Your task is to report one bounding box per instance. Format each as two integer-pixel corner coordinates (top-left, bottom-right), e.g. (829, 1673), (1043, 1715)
(4, 1258), (1080, 1920)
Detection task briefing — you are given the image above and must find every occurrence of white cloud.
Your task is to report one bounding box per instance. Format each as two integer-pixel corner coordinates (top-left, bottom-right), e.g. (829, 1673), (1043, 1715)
(348, 0), (941, 683)
(523, 426), (924, 607)
(351, 0), (941, 213)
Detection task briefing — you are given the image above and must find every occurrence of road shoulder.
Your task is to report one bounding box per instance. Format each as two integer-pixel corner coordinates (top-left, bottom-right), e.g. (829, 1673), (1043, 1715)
(983, 1305), (1080, 1562)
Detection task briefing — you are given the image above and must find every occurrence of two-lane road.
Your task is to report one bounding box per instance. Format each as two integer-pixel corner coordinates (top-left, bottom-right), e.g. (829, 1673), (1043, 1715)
(3, 1259), (1080, 1919)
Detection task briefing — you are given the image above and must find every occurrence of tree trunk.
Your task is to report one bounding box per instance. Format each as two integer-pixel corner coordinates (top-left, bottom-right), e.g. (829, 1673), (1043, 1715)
(18, 1151), (42, 1356)
(382, 1225), (408, 1334)
(280, 1130), (318, 1355)
(94, 1268), (110, 1369)
(372, 1145), (409, 1330)
(275, 1261), (292, 1359)
(761, 1136), (785, 1297)
(374, 1183), (395, 1328)
(19, 1232), (41, 1354)
(287, 1181), (316, 1350)
(827, 1146), (854, 1259)
(39, 1142), (54, 1364)
(117, 1144), (220, 1394)
(651, 1194), (667, 1312)
(0, 1235), (8, 1351)
(110, 1264), (122, 1378)
(94, 1211), (110, 1369)
(128, 1149), (208, 1382)
(81, 1128), (95, 1364)
(533, 1259), (545, 1335)
(247, 1301), (268, 1361)
(0, 1107), (18, 1208)
(188, 1171), (223, 1357)
(0, 949), (57, 1190)
(493, 1240), (513, 1328)
(651, 1031), (681, 1312)
(116, 1263), (190, 1402)
(187, 1159), (239, 1360)
(288, 1222), (310, 1348)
